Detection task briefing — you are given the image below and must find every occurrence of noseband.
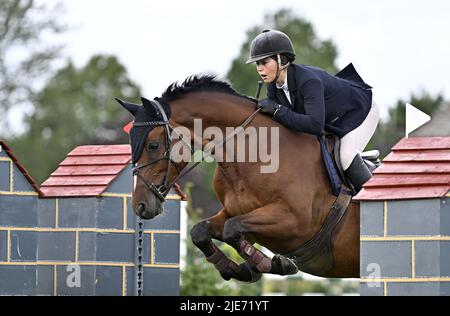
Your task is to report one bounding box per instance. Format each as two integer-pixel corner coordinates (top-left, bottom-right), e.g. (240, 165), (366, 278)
(132, 99), (261, 203)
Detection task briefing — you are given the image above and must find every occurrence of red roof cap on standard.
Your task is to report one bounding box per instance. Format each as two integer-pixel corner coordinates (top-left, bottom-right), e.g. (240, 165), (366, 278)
(0, 140), (42, 194)
(40, 144), (132, 197)
(354, 137), (450, 201)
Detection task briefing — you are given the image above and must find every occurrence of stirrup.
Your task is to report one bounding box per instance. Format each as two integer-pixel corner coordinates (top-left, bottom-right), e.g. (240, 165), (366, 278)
(361, 150), (380, 161)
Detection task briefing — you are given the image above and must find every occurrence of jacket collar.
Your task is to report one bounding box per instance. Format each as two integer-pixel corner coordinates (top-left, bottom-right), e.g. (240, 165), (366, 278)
(286, 64), (297, 94)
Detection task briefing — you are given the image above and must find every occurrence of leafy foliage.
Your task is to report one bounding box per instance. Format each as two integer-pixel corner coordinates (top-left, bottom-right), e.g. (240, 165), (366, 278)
(9, 55), (141, 184)
(0, 0), (66, 132)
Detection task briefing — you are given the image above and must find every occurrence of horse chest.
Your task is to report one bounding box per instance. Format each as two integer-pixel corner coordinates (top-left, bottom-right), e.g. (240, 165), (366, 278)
(213, 164), (262, 216)
(223, 183), (259, 216)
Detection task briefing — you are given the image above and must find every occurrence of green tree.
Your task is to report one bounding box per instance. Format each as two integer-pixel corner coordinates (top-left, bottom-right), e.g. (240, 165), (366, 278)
(0, 0), (66, 133)
(226, 8), (338, 98)
(9, 55), (141, 184)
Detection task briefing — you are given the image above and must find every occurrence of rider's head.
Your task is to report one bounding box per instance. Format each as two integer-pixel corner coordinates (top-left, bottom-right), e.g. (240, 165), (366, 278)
(246, 29), (295, 84)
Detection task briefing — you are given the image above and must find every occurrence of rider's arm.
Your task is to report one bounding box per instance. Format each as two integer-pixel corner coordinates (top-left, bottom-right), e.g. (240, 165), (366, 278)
(273, 78), (325, 136)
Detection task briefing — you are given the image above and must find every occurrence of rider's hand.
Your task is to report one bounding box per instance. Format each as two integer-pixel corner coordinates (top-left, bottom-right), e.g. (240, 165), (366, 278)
(257, 99), (282, 116)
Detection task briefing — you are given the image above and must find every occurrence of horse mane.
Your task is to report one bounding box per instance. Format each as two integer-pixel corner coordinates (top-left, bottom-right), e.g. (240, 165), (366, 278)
(160, 74), (257, 104)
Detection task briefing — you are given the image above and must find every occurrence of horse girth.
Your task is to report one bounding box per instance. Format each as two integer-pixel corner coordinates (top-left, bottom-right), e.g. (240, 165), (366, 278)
(284, 185), (353, 276)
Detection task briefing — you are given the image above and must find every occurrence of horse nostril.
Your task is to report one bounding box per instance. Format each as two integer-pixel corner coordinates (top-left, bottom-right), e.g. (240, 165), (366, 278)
(137, 202), (147, 214)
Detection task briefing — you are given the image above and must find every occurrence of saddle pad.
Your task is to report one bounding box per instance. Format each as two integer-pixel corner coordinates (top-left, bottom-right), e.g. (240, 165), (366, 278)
(318, 136), (342, 196)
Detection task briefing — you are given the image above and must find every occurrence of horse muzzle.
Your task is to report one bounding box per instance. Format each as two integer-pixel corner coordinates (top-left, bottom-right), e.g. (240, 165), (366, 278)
(134, 197), (163, 219)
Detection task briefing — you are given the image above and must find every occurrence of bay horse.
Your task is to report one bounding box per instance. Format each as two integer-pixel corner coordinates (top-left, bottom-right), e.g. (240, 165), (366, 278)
(117, 75), (359, 282)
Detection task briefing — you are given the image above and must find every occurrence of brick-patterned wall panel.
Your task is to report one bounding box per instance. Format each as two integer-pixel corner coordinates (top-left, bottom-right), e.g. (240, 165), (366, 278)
(143, 267), (180, 296)
(0, 265), (37, 295)
(37, 232), (76, 261)
(361, 197), (450, 296)
(0, 143), (182, 296)
(0, 161), (11, 191)
(97, 197), (123, 229)
(12, 165), (35, 192)
(57, 198), (97, 228)
(153, 233), (180, 265)
(0, 195), (38, 227)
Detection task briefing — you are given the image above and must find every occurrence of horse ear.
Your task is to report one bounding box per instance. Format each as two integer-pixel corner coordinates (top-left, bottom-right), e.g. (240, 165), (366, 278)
(115, 98), (139, 116)
(141, 97), (157, 115)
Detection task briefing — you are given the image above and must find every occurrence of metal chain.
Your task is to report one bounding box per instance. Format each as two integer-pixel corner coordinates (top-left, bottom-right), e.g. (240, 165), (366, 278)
(134, 216), (144, 296)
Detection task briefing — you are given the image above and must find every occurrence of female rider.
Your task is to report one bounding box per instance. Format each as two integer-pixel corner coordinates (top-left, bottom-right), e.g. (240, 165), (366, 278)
(247, 29), (380, 192)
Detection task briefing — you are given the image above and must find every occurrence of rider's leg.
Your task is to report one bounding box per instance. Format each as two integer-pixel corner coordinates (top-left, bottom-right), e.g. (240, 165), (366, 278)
(340, 97), (380, 191)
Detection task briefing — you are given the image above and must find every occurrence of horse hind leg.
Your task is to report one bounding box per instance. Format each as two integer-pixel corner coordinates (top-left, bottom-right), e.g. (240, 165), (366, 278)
(190, 211), (262, 283)
(239, 240), (298, 276)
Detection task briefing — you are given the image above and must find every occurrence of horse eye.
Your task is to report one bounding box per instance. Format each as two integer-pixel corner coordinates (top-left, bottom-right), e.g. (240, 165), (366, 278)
(147, 142), (160, 151)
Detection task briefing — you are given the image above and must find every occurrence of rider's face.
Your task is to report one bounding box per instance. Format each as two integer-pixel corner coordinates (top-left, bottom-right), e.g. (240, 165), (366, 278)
(256, 57), (278, 83)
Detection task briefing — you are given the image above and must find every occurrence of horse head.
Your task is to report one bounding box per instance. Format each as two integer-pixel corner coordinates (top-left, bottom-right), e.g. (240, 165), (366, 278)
(116, 96), (180, 220)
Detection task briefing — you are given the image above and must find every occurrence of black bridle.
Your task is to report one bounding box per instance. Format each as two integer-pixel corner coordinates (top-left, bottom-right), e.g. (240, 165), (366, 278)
(132, 99), (261, 203)
(131, 100), (193, 202)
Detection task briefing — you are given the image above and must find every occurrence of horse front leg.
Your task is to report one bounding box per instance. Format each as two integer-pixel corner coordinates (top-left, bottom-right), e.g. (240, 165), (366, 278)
(222, 201), (300, 277)
(190, 209), (261, 282)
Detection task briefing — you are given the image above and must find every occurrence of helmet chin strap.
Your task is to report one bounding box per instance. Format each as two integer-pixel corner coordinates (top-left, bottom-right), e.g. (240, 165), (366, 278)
(272, 54), (289, 84)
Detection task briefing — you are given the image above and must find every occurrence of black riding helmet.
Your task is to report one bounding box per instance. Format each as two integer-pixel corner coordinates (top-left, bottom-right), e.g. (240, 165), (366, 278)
(246, 29), (296, 64)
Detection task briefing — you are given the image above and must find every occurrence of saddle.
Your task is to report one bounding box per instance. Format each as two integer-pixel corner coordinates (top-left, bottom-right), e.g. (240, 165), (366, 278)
(319, 133), (381, 196)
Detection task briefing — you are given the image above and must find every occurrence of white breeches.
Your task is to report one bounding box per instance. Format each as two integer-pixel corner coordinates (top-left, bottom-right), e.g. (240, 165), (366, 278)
(339, 96), (380, 171)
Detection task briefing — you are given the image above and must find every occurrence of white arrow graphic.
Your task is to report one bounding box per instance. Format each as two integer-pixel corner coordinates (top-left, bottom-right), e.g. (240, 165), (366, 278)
(405, 103), (431, 138)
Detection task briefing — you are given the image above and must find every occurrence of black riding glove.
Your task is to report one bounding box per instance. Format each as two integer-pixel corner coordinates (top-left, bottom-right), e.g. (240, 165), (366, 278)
(258, 99), (282, 116)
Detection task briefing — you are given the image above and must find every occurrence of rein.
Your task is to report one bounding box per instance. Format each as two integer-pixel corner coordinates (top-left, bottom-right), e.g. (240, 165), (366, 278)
(132, 99), (261, 202)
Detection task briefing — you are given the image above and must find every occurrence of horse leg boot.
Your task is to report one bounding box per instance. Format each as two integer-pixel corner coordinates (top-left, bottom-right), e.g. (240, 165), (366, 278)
(190, 209), (261, 282)
(240, 240), (298, 276)
(222, 201), (300, 277)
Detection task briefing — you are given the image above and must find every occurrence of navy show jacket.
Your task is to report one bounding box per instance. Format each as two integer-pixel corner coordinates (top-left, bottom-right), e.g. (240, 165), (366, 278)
(268, 63), (373, 138)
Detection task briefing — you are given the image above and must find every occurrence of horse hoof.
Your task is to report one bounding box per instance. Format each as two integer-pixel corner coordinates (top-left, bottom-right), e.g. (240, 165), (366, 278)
(219, 271), (232, 281)
(219, 263), (262, 283)
(273, 254), (299, 276)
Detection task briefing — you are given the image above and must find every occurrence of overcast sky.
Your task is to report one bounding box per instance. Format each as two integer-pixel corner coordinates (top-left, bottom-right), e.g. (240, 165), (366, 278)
(52, 0), (450, 120)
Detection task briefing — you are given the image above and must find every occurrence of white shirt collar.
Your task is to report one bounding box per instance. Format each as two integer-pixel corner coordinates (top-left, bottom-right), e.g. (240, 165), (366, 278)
(275, 72), (288, 91)
(275, 71), (292, 104)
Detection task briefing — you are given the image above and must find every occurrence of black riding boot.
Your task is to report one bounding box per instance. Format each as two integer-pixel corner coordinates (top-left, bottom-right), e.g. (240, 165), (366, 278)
(345, 154), (372, 192)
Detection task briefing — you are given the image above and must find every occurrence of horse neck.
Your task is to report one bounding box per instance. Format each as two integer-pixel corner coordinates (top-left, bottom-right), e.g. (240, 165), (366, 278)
(170, 92), (257, 132)
(168, 92), (319, 162)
